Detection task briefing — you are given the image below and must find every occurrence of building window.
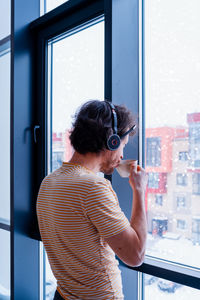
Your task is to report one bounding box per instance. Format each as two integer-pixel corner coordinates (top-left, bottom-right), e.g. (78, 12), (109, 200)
(192, 217), (200, 245)
(189, 144), (200, 168)
(192, 173), (200, 195)
(148, 173), (159, 188)
(176, 196), (186, 208)
(189, 126), (200, 143)
(177, 219), (187, 230)
(189, 125), (200, 168)
(176, 173), (187, 186)
(146, 137), (161, 167)
(155, 195), (163, 206)
(179, 151), (188, 161)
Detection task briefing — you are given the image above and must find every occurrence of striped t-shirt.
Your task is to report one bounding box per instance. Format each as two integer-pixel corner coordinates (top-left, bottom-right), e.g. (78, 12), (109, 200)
(37, 162), (130, 299)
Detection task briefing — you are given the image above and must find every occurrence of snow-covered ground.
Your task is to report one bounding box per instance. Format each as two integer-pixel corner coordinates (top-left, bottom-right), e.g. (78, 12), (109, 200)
(145, 277), (200, 300)
(146, 233), (200, 269)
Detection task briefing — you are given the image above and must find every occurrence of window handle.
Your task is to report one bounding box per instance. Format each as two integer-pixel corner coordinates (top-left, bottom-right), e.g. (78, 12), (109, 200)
(34, 125), (40, 143)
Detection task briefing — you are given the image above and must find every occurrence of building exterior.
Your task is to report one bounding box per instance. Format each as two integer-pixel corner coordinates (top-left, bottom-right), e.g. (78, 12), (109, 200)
(146, 114), (200, 244)
(52, 130), (73, 172)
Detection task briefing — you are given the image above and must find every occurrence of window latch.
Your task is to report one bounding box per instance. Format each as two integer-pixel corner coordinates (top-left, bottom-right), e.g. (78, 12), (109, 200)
(34, 125), (40, 143)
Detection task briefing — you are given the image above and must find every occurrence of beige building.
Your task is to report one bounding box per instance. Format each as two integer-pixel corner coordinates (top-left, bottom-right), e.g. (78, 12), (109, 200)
(146, 117), (200, 243)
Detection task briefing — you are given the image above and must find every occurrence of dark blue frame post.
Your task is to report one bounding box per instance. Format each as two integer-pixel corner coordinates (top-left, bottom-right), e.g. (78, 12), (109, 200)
(108, 0), (140, 299)
(11, 0), (40, 298)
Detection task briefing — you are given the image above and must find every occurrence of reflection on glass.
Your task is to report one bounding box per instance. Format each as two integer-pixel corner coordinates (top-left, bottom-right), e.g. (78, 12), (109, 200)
(0, 230), (10, 299)
(0, 0), (11, 40)
(143, 273), (200, 299)
(145, 0), (200, 268)
(44, 20), (104, 298)
(0, 52), (10, 224)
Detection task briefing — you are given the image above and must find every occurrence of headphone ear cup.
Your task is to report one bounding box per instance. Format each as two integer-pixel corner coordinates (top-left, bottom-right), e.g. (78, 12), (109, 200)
(107, 134), (121, 151)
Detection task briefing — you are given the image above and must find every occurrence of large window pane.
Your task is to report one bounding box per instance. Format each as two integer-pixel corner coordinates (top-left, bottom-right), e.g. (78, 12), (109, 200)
(0, 229), (10, 299)
(44, 19), (104, 298)
(49, 20), (104, 173)
(0, 0), (11, 40)
(145, 0), (200, 269)
(0, 51), (10, 224)
(143, 273), (200, 299)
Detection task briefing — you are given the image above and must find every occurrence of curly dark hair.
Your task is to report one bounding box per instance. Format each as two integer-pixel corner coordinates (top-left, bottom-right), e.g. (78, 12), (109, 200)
(69, 100), (136, 154)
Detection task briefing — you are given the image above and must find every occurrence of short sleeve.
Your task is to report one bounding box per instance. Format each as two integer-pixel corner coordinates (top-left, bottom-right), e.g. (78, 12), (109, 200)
(85, 179), (130, 239)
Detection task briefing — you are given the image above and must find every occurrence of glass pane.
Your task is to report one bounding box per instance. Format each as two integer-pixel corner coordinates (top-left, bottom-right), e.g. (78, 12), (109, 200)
(0, 51), (10, 224)
(145, 0), (200, 269)
(44, 19), (104, 299)
(43, 0), (69, 14)
(45, 251), (56, 300)
(49, 20), (104, 172)
(143, 273), (200, 299)
(0, 229), (10, 299)
(0, 0), (11, 40)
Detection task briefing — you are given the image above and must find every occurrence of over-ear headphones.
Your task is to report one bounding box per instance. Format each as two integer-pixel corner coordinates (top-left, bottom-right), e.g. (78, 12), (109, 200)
(106, 102), (121, 151)
(106, 101), (136, 151)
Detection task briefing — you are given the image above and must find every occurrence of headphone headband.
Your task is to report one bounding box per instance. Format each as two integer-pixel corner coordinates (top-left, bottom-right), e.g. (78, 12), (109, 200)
(106, 101), (118, 135)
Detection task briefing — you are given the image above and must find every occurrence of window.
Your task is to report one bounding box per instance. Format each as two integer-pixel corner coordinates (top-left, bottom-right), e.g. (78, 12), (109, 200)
(189, 125), (200, 168)
(0, 0), (11, 39)
(0, 1), (11, 299)
(179, 151), (188, 161)
(144, 0), (200, 291)
(192, 217), (200, 245)
(176, 173), (187, 186)
(0, 229), (10, 299)
(189, 125), (200, 143)
(148, 173), (159, 188)
(146, 137), (161, 167)
(177, 219), (187, 230)
(155, 195), (163, 206)
(192, 173), (200, 195)
(0, 49), (10, 224)
(176, 196), (186, 208)
(32, 0), (200, 297)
